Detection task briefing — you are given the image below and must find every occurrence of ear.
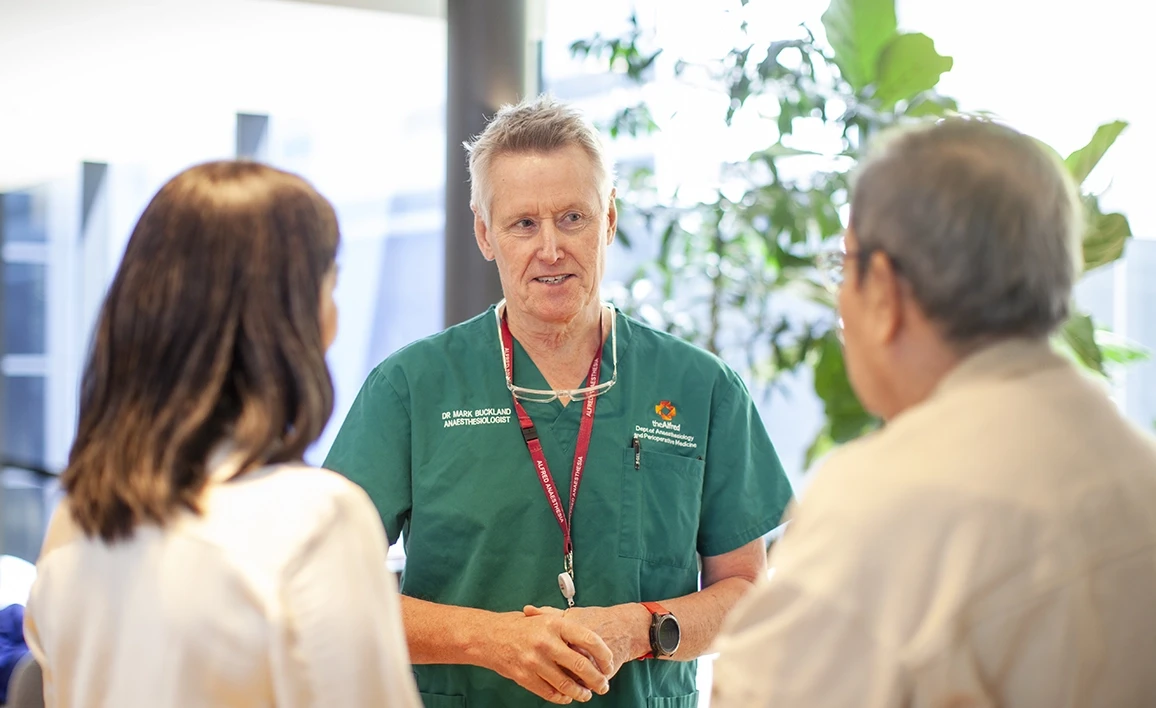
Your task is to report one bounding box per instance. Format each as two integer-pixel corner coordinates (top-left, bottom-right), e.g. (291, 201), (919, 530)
(473, 206), (495, 262)
(862, 251), (905, 345)
(606, 188), (618, 246)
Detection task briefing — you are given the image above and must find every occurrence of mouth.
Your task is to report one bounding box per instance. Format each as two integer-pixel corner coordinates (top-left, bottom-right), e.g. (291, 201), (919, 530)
(534, 275), (573, 285)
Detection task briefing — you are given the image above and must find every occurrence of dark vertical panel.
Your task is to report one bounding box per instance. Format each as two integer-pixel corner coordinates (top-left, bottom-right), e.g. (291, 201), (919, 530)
(444, 0), (537, 325)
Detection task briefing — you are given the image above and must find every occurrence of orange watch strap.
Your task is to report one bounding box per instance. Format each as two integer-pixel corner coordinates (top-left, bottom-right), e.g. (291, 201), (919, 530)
(639, 601), (669, 659)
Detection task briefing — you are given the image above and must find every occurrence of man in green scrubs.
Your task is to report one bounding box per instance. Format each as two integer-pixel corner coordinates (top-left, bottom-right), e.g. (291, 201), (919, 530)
(325, 95), (793, 707)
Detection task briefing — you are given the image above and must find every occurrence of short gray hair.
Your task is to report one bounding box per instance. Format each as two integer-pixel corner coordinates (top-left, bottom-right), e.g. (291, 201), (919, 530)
(850, 118), (1083, 344)
(465, 94), (616, 224)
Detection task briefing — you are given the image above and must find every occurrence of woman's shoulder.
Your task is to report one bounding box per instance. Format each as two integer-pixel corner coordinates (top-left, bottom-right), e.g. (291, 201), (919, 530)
(243, 462), (357, 491)
(203, 464), (381, 548)
(195, 464), (385, 577)
(225, 463), (374, 520)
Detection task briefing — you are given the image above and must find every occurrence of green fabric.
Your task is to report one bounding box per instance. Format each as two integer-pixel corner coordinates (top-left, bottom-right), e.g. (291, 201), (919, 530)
(324, 306), (793, 708)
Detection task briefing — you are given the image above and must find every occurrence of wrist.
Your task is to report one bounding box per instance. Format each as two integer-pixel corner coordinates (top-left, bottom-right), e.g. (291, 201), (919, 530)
(460, 609), (513, 668)
(625, 602), (654, 660)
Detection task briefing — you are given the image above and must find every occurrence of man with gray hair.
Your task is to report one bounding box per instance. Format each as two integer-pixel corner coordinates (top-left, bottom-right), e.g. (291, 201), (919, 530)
(710, 118), (1156, 706)
(326, 94), (793, 706)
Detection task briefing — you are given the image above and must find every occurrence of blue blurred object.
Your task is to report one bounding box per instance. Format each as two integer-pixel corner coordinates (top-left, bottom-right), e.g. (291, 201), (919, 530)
(0, 604), (29, 704)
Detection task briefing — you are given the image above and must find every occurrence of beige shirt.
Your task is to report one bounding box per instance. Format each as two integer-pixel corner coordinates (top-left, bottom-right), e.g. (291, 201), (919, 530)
(712, 340), (1156, 707)
(24, 454), (421, 708)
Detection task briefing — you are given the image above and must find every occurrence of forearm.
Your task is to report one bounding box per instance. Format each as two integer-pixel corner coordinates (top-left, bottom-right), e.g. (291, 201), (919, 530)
(599, 575), (759, 665)
(612, 539), (768, 662)
(660, 575), (759, 659)
(401, 595), (509, 666)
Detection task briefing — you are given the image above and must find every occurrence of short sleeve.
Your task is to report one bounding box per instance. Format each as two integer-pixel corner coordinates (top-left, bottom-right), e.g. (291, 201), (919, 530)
(273, 485), (421, 708)
(697, 373), (793, 557)
(323, 367), (412, 545)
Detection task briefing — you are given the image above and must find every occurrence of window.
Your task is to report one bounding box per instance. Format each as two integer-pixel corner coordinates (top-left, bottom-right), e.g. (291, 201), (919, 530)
(0, 0), (448, 557)
(0, 190), (53, 561)
(1, 191), (50, 469)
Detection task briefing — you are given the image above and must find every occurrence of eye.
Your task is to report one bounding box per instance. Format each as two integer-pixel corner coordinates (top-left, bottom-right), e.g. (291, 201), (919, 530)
(514, 218), (536, 231)
(562, 212), (584, 225)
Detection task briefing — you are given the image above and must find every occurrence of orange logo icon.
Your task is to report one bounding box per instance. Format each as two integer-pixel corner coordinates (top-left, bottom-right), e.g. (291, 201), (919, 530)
(655, 400), (677, 421)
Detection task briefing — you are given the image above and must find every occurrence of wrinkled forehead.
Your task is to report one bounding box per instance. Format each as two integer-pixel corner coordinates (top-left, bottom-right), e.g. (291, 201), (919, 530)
(487, 148), (605, 215)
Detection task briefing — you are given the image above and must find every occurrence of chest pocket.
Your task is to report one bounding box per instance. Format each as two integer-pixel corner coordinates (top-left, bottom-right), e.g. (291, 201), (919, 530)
(618, 447), (704, 569)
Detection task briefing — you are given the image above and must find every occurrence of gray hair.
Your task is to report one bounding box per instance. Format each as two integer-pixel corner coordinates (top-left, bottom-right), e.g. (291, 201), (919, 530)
(465, 94), (616, 224)
(850, 118), (1083, 344)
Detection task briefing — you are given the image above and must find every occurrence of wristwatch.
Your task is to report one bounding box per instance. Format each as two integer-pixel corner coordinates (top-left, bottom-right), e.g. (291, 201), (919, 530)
(640, 601), (680, 659)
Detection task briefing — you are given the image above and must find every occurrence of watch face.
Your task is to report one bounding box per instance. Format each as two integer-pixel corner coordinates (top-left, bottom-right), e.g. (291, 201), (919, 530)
(656, 615), (680, 654)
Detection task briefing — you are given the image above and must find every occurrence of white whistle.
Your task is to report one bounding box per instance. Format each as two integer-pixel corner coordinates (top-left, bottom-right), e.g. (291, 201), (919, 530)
(557, 571), (576, 606)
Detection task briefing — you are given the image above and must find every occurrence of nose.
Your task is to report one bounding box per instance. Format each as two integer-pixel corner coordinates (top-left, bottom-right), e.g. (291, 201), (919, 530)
(537, 223), (562, 264)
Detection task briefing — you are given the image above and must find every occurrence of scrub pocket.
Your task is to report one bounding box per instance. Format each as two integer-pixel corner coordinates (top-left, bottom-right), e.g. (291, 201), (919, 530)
(649, 691), (700, 707)
(419, 692), (466, 708)
(618, 447), (704, 569)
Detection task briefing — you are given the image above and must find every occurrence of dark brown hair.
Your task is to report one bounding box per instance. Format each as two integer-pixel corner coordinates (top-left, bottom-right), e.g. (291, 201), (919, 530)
(63, 161), (340, 542)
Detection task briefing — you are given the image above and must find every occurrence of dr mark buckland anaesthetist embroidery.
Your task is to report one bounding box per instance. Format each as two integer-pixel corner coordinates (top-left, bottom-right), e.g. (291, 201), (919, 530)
(441, 407), (513, 427)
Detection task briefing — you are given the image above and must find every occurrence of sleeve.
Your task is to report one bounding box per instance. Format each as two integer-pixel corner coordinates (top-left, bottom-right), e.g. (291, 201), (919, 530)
(323, 366), (412, 544)
(273, 485), (422, 708)
(710, 574), (902, 708)
(696, 372), (794, 557)
(710, 447), (930, 708)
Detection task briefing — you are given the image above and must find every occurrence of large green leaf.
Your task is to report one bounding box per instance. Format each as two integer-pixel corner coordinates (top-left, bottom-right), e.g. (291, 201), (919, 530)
(813, 334), (875, 435)
(803, 428), (837, 470)
(873, 33), (953, 108)
(805, 334), (877, 467)
(904, 94), (958, 118)
(1096, 329), (1149, 366)
(1058, 312), (1104, 375)
(821, 0), (898, 90)
(1065, 120), (1128, 185)
(749, 143), (822, 162)
(1082, 211), (1131, 272)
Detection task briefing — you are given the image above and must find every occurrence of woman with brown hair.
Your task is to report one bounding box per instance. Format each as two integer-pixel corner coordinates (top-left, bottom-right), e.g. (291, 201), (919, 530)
(22, 161), (420, 707)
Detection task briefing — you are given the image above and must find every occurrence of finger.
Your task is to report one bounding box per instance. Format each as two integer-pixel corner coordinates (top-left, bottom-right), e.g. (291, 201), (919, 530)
(519, 674), (576, 705)
(536, 659), (595, 703)
(524, 605), (565, 617)
(544, 638), (610, 695)
(558, 621), (615, 677)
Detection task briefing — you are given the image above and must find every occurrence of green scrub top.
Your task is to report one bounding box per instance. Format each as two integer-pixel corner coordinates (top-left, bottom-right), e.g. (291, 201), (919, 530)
(324, 305), (793, 708)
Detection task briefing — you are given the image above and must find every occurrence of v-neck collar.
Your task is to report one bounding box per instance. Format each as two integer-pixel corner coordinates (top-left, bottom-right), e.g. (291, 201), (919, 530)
(492, 304), (634, 424)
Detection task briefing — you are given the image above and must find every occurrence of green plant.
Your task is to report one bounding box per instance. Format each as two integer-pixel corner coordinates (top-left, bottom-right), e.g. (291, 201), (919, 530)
(573, 0), (1142, 471)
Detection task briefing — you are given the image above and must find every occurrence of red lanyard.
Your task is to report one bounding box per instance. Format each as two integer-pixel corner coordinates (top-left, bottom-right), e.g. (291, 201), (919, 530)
(499, 314), (602, 588)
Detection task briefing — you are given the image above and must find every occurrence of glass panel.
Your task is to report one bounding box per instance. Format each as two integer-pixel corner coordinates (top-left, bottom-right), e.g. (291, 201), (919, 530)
(1, 467), (54, 564)
(3, 375), (46, 467)
(1125, 241), (1156, 429)
(4, 262), (47, 355)
(1, 192), (48, 243)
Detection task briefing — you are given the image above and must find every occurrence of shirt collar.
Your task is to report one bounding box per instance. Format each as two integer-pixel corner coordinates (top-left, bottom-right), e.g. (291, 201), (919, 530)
(933, 337), (1068, 400)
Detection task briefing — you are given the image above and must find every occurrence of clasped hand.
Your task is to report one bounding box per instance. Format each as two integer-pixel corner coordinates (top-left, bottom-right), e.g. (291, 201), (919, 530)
(480, 608), (613, 704)
(521, 604), (648, 698)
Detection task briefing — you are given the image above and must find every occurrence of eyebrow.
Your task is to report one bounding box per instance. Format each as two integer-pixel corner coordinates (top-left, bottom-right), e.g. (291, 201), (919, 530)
(502, 202), (594, 220)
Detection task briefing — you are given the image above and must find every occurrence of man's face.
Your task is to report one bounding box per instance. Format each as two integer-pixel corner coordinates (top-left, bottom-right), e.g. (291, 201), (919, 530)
(474, 144), (616, 326)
